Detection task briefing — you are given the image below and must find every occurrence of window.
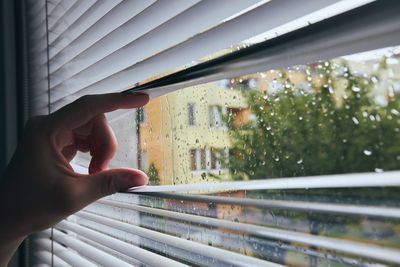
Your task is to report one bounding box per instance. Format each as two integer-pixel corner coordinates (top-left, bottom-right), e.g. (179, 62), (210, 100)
(189, 149), (196, 171)
(189, 148), (229, 172)
(137, 107), (145, 124)
(26, 1), (400, 266)
(209, 105), (226, 128)
(188, 103), (196, 126)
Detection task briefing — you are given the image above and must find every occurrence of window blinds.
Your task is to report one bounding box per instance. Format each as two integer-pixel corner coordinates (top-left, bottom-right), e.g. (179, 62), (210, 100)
(24, 0), (400, 266)
(40, 0), (386, 112)
(36, 167), (400, 266)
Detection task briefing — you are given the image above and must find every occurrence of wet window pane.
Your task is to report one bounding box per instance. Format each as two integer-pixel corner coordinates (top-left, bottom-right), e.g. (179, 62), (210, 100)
(137, 45), (400, 184)
(79, 45), (400, 267)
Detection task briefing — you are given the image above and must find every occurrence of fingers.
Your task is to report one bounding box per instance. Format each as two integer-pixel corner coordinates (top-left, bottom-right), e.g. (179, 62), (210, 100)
(61, 144), (77, 162)
(88, 114), (117, 174)
(52, 93), (149, 129)
(79, 168), (148, 204)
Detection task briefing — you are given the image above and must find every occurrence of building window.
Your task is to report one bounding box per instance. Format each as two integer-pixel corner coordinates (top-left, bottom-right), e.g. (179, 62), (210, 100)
(188, 103), (196, 126)
(137, 107), (145, 124)
(200, 148), (206, 170)
(190, 148), (229, 171)
(189, 149), (196, 170)
(209, 105), (226, 128)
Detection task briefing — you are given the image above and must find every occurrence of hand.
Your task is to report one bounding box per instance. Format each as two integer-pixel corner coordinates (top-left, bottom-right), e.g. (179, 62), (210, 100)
(0, 93), (149, 266)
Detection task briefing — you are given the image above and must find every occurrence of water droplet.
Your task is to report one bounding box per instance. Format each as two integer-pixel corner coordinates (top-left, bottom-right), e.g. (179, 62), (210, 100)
(391, 109), (400, 116)
(298, 116), (303, 121)
(363, 150), (372, 156)
(369, 115), (375, 121)
(352, 117), (359, 125)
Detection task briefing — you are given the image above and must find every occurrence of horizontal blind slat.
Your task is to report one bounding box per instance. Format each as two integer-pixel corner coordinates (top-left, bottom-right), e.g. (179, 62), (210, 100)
(33, 250), (68, 266)
(48, 0), (260, 105)
(48, 0), (155, 73)
(100, 193), (400, 220)
(126, 171), (400, 194)
(48, 0), (201, 88)
(48, 0), (124, 59)
(74, 211), (285, 267)
(117, 0), (400, 100)
(51, 228), (133, 267)
(34, 238), (97, 267)
(48, 0), (96, 44)
(49, 0), (365, 106)
(47, 0), (77, 30)
(91, 199), (400, 265)
(56, 220), (189, 267)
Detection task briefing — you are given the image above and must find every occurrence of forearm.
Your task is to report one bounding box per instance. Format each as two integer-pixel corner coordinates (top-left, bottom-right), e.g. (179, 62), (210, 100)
(0, 180), (26, 267)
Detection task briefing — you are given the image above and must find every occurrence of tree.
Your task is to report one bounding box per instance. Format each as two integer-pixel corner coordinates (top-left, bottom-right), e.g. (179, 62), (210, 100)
(146, 163), (160, 185)
(226, 60), (400, 180)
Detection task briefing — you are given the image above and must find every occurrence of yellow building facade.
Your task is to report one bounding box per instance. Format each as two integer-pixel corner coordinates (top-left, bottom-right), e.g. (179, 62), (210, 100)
(139, 83), (248, 185)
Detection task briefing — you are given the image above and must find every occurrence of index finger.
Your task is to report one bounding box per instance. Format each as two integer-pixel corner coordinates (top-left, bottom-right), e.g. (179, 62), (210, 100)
(51, 93), (149, 128)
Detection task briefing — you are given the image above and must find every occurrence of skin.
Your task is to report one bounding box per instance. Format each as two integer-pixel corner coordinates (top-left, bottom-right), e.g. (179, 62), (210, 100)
(0, 93), (150, 266)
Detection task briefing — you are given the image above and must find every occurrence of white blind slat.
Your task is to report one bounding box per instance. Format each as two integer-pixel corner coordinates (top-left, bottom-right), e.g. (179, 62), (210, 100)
(47, 0), (77, 30)
(48, 0), (96, 44)
(51, 228), (134, 267)
(49, 0), (260, 103)
(34, 238), (97, 267)
(86, 201), (400, 265)
(48, 0), (201, 88)
(33, 250), (68, 266)
(48, 0), (155, 73)
(74, 211), (284, 267)
(49, 0), (372, 107)
(48, 0), (124, 59)
(56, 220), (190, 267)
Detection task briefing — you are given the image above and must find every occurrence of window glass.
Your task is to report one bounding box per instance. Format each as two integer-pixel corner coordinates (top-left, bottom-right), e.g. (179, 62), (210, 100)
(188, 103), (196, 126)
(134, 45), (400, 184)
(76, 45), (400, 267)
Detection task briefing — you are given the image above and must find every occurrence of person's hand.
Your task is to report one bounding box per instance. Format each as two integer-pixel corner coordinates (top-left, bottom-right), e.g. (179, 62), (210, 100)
(0, 93), (149, 265)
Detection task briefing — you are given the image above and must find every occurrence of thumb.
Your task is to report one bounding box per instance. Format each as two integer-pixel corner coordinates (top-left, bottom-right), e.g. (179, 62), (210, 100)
(81, 168), (149, 203)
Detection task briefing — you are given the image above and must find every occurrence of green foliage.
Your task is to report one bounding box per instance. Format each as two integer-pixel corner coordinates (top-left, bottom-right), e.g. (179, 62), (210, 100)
(146, 163), (160, 185)
(226, 61), (400, 180)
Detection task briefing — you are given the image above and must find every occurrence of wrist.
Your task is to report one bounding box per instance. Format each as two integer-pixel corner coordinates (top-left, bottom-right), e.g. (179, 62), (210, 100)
(0, 179), (28, 242)
(0, 182), (26, 267)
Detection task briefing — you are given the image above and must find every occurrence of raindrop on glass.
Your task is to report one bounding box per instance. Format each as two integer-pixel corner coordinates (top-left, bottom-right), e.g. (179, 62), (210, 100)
(363, 150), (372, 156)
